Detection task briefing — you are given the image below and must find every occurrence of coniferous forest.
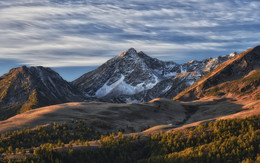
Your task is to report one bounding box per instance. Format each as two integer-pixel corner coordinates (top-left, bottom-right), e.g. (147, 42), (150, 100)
(0, 115), (259, 163)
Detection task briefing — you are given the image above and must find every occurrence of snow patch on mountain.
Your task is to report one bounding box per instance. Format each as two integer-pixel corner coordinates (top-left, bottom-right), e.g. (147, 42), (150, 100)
(162, 85), (172, 94)
(164, 72), (176, 77)
(95, 73), (160, 98)
(37, 67), (48, 88)
(96, 74), (125, 97)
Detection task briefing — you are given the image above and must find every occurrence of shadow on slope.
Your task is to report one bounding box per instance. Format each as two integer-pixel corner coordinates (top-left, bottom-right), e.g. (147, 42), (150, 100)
(0, 99), (186, 134)
(140, 98), (247, 134)
(182, 98), (244, 124)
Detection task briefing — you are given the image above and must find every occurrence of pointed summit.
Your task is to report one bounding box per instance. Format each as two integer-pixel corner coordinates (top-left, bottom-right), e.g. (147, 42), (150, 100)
(0, 66), (84, 120)
(117, 48), (138, 58)
(73, 47), (235, 102)
(73, 48), (176, 98)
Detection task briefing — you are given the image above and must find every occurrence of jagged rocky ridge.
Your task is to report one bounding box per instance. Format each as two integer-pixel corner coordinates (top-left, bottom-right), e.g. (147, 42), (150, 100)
(0, 66), (85, 120)
(174, 45), (260, 101)
(73, 48), (236, 103)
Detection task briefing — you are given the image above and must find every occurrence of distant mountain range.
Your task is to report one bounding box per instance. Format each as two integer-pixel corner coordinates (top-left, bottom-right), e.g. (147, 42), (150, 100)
(0, 47), (238, 120)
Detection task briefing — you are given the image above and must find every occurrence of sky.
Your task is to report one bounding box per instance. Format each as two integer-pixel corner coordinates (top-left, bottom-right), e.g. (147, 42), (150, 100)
(0, 0), (260, 81)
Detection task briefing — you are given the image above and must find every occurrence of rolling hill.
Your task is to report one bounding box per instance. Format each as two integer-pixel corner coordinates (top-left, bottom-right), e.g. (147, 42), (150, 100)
(0, 98), (186, 134)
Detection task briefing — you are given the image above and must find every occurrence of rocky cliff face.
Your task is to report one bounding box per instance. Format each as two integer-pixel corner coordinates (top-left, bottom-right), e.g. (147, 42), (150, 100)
(174, 45), (260, 101)
(73, 48), (236, 103)
(0, 66), (84, 120)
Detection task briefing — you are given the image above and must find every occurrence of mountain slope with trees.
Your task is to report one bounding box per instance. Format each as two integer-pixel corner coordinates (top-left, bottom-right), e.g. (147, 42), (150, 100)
(1, 115), (258, 163)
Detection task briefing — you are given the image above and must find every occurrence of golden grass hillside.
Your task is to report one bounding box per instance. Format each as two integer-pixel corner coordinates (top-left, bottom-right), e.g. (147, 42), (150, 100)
(0, 98), (186, 134)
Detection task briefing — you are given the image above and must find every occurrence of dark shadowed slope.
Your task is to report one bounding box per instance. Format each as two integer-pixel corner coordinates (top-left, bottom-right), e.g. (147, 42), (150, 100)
(0, 98), (186, 134)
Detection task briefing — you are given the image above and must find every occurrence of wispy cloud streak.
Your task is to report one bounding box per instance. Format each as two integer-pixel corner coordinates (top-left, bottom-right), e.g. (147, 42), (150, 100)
(0, 0), (259, 67)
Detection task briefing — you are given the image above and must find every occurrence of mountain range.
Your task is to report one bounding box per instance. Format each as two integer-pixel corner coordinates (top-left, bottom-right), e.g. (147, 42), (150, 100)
(0, 45), (259, 163)
(1, 45), (260, 134)
(0, 48), (237, 120)
(73, 48), (236, 103)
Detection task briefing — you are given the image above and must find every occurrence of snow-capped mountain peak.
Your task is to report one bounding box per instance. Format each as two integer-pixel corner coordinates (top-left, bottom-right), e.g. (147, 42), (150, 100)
(73, 49), (238, 103)
(73, 48), (169, 98)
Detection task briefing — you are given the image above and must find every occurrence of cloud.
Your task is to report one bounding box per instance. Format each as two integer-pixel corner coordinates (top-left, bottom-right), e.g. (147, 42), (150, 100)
(0, 0), (259, 67)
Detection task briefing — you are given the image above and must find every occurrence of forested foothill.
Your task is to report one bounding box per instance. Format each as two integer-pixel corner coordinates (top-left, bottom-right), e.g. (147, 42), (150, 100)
(1, 115), (259, 163)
